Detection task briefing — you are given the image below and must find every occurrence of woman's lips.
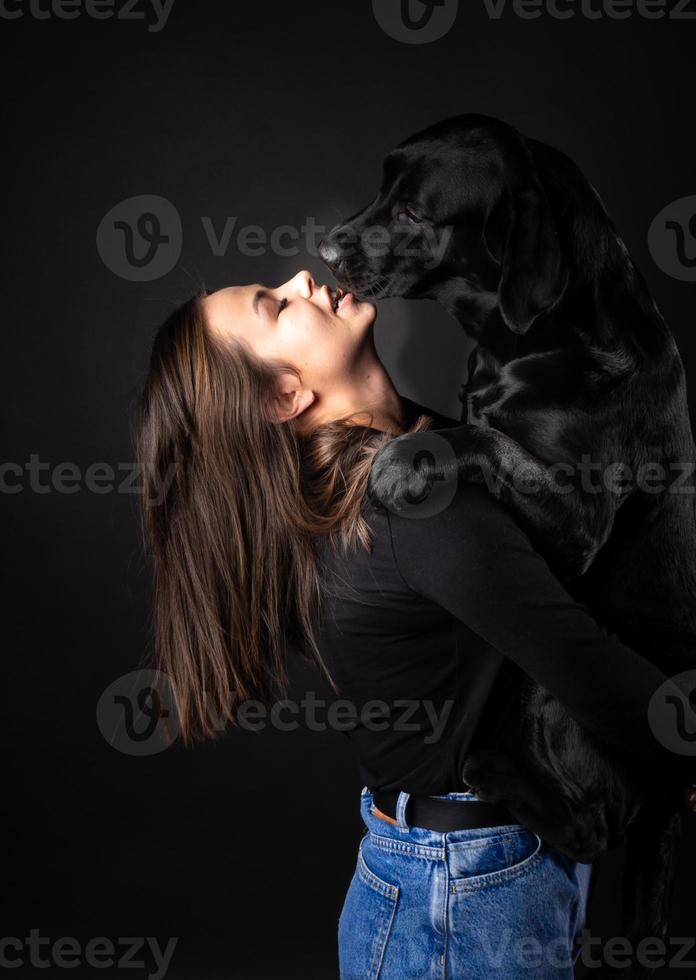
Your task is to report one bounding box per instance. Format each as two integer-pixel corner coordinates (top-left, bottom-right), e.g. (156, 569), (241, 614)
(327, 284), (359, 314)
(336, 291), (354, 313)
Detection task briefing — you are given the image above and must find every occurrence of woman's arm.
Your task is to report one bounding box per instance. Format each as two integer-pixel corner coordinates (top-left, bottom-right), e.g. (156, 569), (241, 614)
(386, 483), (695, 777)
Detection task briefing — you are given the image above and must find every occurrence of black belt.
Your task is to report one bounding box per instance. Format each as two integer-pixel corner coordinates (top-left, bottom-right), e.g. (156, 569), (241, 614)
(372, 788), (516, 832)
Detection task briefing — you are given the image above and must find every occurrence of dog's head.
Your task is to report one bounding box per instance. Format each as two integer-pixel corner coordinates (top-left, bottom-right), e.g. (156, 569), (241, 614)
(319, 114), (567, 335)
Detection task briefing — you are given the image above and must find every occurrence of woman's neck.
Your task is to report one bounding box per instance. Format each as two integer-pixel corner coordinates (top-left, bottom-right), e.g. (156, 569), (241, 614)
(342, 365), (406, 435)
(306, 346), (407, 436)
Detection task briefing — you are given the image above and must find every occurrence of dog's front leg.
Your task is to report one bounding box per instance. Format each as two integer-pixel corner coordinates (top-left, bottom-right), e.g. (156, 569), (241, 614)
(368, 424), (615, 576)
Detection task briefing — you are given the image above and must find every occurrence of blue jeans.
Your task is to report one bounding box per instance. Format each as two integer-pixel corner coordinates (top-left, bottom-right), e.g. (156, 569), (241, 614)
(338, 787), (592, 979)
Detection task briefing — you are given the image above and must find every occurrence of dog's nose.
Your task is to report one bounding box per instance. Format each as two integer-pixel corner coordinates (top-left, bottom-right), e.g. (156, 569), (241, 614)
(318, 236), (344, 274)
(319, 223), (357, 277)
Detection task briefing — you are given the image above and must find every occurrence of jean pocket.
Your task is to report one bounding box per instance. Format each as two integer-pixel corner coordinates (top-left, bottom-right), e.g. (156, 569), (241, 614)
(449, 828), (544, 892)
(338, 836), (399, 980)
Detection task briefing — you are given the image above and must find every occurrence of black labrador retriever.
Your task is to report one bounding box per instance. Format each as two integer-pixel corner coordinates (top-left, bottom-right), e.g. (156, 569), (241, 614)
(319, 115), (696, 975)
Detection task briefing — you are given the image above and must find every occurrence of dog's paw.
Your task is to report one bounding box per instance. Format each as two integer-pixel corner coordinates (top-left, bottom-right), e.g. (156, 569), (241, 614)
(461, 749), (515, 806)
(368, 435), (434, 514)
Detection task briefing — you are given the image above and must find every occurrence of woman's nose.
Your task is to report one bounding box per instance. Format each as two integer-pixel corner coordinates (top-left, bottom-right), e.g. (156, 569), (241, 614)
(282, 270), (314, 298)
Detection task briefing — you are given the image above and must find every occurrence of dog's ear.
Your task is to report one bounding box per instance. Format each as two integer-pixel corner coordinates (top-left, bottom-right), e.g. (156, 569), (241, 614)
(496, 183), (567, 335)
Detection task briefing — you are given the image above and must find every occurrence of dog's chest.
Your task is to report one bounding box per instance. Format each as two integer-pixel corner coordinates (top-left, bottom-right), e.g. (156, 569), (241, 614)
(464, 340), (591, 427)
(464, 345), (520, 425)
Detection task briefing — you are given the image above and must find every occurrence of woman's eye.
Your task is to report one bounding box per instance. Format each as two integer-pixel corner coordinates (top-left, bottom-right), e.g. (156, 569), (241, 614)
(278, 297), (288, 315)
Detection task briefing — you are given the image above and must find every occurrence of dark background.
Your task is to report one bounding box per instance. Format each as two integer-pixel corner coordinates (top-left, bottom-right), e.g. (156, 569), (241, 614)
(3, 0), (696, 976)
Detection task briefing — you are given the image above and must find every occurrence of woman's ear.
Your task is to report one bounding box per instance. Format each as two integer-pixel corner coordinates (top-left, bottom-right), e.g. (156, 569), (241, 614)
(269, 372), (316, 424)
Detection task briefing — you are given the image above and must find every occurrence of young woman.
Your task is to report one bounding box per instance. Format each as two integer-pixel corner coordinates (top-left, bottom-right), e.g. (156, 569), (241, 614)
(138, 269), (682, 979)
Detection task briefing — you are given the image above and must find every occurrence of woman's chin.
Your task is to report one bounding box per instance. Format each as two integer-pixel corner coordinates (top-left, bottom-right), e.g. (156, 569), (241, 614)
(346, 298), (377, 327)
(334, 302), (376, 334)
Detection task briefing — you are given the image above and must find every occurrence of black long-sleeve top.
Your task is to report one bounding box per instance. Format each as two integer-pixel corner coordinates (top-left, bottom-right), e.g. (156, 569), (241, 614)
(313, 399), (692, 795)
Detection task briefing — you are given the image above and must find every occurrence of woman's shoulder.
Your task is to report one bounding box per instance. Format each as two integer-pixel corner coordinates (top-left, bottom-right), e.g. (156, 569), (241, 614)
(380, 480), (543, 608)
(382, 478), (531, 556)
(363, 401), (533, 564)
(400, 395), (460, 432)
(368, 399), (524, 541)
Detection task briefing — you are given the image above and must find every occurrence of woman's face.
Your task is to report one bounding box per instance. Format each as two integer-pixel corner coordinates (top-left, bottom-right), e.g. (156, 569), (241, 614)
(203, 270), (377, 393)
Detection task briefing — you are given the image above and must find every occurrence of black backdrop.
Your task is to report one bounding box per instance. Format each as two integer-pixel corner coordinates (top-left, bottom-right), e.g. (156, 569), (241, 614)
(3, 1), (696, 977)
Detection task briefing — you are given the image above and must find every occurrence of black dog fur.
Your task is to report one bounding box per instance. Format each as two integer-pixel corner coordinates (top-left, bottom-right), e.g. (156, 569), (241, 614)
(319, 115), (696, 978)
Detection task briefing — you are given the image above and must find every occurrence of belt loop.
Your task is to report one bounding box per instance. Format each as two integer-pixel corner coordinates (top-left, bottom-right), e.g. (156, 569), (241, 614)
(395, 790), (411, 832)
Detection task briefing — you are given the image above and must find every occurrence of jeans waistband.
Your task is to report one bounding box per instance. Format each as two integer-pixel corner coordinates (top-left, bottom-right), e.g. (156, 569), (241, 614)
(361, 785), (527, 852)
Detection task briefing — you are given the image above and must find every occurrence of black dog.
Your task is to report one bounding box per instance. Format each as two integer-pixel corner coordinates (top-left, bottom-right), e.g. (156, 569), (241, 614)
(319, 115), (696, 975)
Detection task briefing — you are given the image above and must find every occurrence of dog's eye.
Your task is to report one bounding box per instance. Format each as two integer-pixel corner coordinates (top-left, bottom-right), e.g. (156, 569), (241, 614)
(397, 205), (424, 225)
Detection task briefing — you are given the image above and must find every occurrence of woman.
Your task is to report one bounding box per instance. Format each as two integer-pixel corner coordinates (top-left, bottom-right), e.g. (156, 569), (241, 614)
(138, 269), (681, 979)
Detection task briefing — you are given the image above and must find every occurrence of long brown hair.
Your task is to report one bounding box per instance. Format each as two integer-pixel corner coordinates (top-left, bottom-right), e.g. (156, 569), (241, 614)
(137, 291), (431, 743)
